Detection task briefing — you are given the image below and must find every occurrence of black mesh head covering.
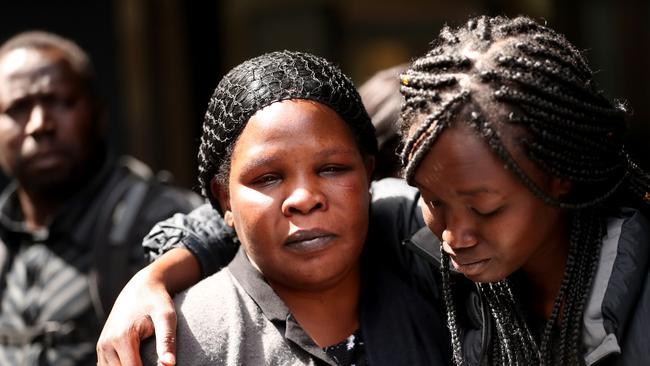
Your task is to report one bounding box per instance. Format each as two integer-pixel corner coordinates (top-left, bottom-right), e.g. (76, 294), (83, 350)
(198, 50), (377, 210)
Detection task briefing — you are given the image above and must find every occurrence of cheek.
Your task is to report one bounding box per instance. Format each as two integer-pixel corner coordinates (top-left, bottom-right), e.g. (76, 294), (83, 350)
(333, 175), (369, 210)
(324, 174), (370, 242)
(337, 179), (368, 208)
(230, 186), (277, 230)
(229, 185), (285, 260)
(421, 204), (444, 239)
(0, 117), (20, 144)
(59, 104), (97, 144)
(484, 205), (545, 260)
(0, 118), (21, 169)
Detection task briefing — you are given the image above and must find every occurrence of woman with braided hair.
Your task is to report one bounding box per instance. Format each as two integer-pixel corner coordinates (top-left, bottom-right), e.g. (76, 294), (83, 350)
(121, 50), (448, 365)
(399, 15), (650, 365)
(98, 16), (650, 366)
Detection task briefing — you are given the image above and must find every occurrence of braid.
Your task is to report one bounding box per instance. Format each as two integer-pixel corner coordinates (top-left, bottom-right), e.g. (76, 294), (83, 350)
(478, 281), (540, 364)
(399, 15), (650, 366)
(441, 248), (465, 365)
(400, 90), (470, 181)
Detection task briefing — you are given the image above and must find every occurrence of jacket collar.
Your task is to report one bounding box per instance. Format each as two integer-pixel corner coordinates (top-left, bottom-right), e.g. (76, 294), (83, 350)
(584, 207), (650, 365)
(227, 247), (335, 364)
(0, 154), (115, 246)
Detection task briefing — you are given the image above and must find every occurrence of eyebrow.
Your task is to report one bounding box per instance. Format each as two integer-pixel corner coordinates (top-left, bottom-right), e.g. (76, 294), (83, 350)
(457, 187), (500, 197)
(239, 147), (359, 171)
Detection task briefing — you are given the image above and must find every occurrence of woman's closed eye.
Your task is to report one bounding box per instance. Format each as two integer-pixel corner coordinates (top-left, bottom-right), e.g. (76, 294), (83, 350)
(319, 164), (350, 176)
(469, 205), (502, 217)
(251, 173), (282, 187)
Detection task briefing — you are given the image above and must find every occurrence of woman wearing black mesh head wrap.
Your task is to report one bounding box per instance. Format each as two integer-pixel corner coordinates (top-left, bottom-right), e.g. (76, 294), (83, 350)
(131, 51), (450, 366)
(196, 50), (378, 209)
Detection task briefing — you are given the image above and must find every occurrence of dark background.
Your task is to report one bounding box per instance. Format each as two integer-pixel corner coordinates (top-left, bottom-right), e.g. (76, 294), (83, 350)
(1, 0), (648, 191)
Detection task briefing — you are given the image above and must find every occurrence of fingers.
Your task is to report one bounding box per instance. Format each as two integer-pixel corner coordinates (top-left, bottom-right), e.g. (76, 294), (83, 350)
(151, 307), (178, 365)
(97, 317), (149, 366)
(97, 344), (122, 366)
(95, 264), (181, 366)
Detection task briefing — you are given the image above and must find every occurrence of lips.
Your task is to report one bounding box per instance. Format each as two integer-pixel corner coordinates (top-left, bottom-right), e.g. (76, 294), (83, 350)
(452, 257), (488, 266)
(284, 229), (336, 253)
(449, 256), (490, 276)
(24, 149), (69, 170)
(22, 141), (68, 161)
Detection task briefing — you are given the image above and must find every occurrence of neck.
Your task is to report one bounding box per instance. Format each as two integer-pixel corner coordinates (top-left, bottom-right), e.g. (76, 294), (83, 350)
(270, 264), (361, 347)
(16, 188), (65, 230)
(15, 149), (106, 231)
(521, 219), (570, 320)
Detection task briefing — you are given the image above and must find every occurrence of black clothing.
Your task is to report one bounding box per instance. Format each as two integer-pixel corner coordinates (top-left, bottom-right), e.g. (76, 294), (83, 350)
(0, 156), (199, 365)
(324, 331), (365, 366)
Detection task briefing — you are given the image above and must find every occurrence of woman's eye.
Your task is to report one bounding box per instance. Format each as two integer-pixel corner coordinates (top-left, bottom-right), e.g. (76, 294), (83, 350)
(470, 206), (500, 217)
(320, 165), (347, 174)
(253, 175), (280, 186)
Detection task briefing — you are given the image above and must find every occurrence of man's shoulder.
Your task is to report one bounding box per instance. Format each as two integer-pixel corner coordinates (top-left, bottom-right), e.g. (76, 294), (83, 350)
(105, 156), (201, 227)
(87, 156), (200, 267)
(115, 156), (200, 207)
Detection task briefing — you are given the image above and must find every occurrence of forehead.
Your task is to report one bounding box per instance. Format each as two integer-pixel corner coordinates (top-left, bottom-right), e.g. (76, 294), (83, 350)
(232, 100), (359, 161)
(0, 48), (79, 103)
(413, 122), (520, 195)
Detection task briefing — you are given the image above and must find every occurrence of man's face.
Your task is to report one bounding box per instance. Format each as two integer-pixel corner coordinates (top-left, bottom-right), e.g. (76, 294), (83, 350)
(0, 47), (100, 193)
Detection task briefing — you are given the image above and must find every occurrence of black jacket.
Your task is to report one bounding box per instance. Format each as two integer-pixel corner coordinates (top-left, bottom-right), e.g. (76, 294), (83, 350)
(403, 207), (650, 366)
(0, 156), (199, 364)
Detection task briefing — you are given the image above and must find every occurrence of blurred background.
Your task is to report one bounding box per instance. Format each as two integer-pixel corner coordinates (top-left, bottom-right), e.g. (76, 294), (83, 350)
(1, 0), (648, 190)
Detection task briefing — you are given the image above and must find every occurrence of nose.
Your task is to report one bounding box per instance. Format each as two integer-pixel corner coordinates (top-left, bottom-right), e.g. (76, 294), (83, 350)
(281, 182), (327, 216)
(441, 210), (478, 250)
(24, 104), (54, 136)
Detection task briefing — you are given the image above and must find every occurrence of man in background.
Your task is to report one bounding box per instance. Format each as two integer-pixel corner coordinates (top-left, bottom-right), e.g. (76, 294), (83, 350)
(0, 31), (199, 365)
(358, 64), (406, 179)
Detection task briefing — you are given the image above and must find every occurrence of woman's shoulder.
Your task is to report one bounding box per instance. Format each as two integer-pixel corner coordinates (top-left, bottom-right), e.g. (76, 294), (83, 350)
(140, 270), (243, 366)
(170, 269), (278, 364)
(173, 268), (327, 365)
(174, 268), (250, 332)
(583, 207), (650, 364)
(603, 207), (650, 268)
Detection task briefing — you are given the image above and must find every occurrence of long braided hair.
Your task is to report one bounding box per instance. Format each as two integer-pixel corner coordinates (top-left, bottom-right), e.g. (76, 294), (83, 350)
(398, 16), (650, 365)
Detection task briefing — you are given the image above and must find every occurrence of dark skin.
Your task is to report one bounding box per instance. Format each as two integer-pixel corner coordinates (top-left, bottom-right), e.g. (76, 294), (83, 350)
(214, 100), (373, 346)
(0, 46), (103, 230)
(413, 118), (570, 320)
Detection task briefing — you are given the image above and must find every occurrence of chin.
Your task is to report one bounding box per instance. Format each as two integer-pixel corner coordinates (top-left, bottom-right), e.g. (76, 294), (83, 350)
(283, 262), (358, 292)
(463, 271), (508, 284)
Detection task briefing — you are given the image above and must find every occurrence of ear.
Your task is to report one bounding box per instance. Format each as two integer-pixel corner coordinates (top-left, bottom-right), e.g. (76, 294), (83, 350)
(550, 176), (572, 199)
(210, 177), (234, 227)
